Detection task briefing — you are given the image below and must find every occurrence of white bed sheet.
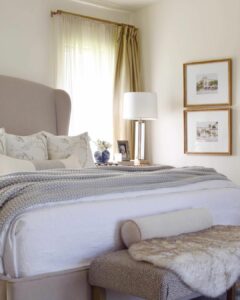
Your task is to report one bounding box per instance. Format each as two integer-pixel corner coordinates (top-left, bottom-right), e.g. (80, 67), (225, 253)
(2, 179), (240, 278)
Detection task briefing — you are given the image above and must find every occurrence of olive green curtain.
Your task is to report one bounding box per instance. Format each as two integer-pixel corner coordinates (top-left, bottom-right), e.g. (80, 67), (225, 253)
(113, 25), (143, 159)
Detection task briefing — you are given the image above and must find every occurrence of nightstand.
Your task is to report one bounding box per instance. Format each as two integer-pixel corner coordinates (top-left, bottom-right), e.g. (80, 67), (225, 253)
(95, 162), (118, 167)
(118, 160), (150, 166)
(95, 160), (151, 167)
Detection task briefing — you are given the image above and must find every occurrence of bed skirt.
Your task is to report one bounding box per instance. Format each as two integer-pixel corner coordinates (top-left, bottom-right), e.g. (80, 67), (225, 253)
(0, 267), (234, 300)
(0, 267), (91, 300)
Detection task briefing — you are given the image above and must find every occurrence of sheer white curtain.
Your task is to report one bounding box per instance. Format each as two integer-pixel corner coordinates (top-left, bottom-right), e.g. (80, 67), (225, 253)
(53, 14), (117, 144)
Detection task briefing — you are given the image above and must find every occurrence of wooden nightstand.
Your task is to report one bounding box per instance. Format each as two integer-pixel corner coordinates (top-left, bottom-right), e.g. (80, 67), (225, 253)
(118, 160), (150, 166)
(95, 162), (118, 167)
(95, 160), (151, 167)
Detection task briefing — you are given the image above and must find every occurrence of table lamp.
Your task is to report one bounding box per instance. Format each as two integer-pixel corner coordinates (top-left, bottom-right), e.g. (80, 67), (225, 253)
(123, 92), (158, 163)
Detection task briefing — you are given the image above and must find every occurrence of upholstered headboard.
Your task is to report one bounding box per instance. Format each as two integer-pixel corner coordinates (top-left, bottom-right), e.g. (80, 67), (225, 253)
(0, 75), (71, 135)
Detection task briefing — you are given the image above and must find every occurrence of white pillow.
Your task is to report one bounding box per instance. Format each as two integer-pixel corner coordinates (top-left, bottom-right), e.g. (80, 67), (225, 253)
(43, 131), (95, 168)
(4, 131), (48, 160)
(0, 128), (6, 154)
(121, 208), (213, 248)
(0, 154), (83, 175)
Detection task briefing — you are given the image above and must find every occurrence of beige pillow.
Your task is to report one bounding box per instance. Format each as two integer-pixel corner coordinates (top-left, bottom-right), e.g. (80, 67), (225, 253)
(4, 132), (48, 160)
(0, 128), (6, 154)
(43, 131), (94, 168)
(0, 154), (83, 176)
(121, 208), (213, 248)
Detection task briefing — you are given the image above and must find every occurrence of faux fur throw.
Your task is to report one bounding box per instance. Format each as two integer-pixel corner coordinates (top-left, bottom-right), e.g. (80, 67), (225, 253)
(129, 225), (240, 297)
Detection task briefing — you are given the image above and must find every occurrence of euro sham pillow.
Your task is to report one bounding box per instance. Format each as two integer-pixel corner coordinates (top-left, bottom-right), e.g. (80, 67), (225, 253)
(0, 128), (6, 154)
(4, 131), (48, 160)
(0, 154), (83, 176)
(43, 131), (95, 168)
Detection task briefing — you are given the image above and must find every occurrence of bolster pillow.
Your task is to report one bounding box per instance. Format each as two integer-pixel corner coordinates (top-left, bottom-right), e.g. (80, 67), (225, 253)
(121, 208), (213, 248)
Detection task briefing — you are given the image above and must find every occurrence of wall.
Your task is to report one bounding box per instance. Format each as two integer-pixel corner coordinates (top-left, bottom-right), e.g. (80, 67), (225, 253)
(0, 0), (130, 86)
(132, 0), (240, 184)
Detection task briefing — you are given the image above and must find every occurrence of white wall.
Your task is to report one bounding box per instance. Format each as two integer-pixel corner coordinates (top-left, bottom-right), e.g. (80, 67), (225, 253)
(0, 0), (130, 86)
(132, 0), (240, 184)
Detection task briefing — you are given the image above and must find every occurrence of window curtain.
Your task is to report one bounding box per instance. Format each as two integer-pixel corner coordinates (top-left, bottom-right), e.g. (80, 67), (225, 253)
(113, 25), (143, 158)
(53, 13), (117, 144)
(53, 13), (143, 159)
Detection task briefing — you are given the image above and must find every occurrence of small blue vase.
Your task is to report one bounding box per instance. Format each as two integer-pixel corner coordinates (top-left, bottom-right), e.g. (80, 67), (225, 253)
(102, 150), (110, 164)
(94, 151), (103, 164)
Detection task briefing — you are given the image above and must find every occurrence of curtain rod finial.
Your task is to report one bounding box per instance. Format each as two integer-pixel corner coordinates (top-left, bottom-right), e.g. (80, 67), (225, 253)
(51, 10), (62, 17)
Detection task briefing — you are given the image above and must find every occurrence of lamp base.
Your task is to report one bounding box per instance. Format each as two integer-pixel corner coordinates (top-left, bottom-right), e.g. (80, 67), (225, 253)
(134, 159), (149, 166)
(134, 121), (145, 161)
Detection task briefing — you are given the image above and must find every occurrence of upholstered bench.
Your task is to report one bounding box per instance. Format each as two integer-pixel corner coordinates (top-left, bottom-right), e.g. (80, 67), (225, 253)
(89, 250), (235, 300)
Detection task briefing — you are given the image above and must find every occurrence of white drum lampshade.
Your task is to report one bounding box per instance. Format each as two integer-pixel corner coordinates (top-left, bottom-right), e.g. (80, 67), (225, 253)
(123, 92), (158, 120)
(123, 92), (158, 162)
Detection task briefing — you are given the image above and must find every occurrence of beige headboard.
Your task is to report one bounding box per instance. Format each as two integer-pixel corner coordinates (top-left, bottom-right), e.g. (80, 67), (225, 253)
(0, 75), (71, 135)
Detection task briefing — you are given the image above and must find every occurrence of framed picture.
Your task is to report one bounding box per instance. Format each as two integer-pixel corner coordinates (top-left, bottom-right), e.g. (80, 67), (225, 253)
(184, 108), (232, 155)
(117, 140), (130, 161)
(183, 59), (232, 107)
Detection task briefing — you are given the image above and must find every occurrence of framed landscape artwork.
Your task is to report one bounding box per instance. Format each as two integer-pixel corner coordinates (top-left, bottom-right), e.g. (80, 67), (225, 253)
(183, 59), (232, 107)
(184, 108), (232, 155)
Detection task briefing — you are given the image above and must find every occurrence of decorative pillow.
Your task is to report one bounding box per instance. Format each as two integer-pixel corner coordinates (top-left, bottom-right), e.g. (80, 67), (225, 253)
(5, 132), (48, 160)
(43, 131), (95, 168)
(0, 128), (6, 154)
(0, 154), (83, 175)
(121, 208), (213, 248)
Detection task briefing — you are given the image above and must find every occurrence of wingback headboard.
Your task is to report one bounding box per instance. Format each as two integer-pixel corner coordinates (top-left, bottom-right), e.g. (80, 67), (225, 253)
(0, 75), (71, 135)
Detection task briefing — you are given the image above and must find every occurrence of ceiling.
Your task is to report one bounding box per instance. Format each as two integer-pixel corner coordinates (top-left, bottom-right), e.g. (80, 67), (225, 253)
(73, 0), (158, 11)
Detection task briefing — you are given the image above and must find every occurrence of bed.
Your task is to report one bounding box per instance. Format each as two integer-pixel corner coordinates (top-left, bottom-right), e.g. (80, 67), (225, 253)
(0, 75), (240, 300)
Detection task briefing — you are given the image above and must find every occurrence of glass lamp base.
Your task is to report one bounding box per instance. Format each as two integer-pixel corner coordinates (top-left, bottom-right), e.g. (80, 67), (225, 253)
(134, 121), (145, 161)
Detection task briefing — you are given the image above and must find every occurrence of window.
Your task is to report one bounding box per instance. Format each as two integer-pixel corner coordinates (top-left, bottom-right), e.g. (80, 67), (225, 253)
(54, 15), (117, 145)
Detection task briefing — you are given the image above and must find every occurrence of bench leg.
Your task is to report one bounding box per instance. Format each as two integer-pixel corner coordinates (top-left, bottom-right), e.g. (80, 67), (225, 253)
(91, 286), (106, 300)
(227, 284), (235, 300)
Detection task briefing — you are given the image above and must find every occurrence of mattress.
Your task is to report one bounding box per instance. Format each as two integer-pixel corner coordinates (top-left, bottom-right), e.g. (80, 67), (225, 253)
(2, 179), (240, 278)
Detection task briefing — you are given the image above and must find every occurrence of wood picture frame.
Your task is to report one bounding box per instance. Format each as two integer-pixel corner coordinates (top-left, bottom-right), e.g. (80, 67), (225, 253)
(117, 140), (130, 161)
(184, 108), (232, 155)
(183, 58), (232, 107)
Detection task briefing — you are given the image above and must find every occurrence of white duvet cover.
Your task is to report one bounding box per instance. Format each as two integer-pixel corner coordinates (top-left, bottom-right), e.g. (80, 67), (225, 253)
(2, 179), (240, 278)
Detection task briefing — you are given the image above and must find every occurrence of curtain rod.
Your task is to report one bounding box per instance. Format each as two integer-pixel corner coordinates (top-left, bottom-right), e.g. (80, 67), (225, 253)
(51, 10), (136, 28)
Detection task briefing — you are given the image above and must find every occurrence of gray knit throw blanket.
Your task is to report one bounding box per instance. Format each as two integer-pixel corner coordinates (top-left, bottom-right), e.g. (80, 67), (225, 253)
(0, 166), (226, 237)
